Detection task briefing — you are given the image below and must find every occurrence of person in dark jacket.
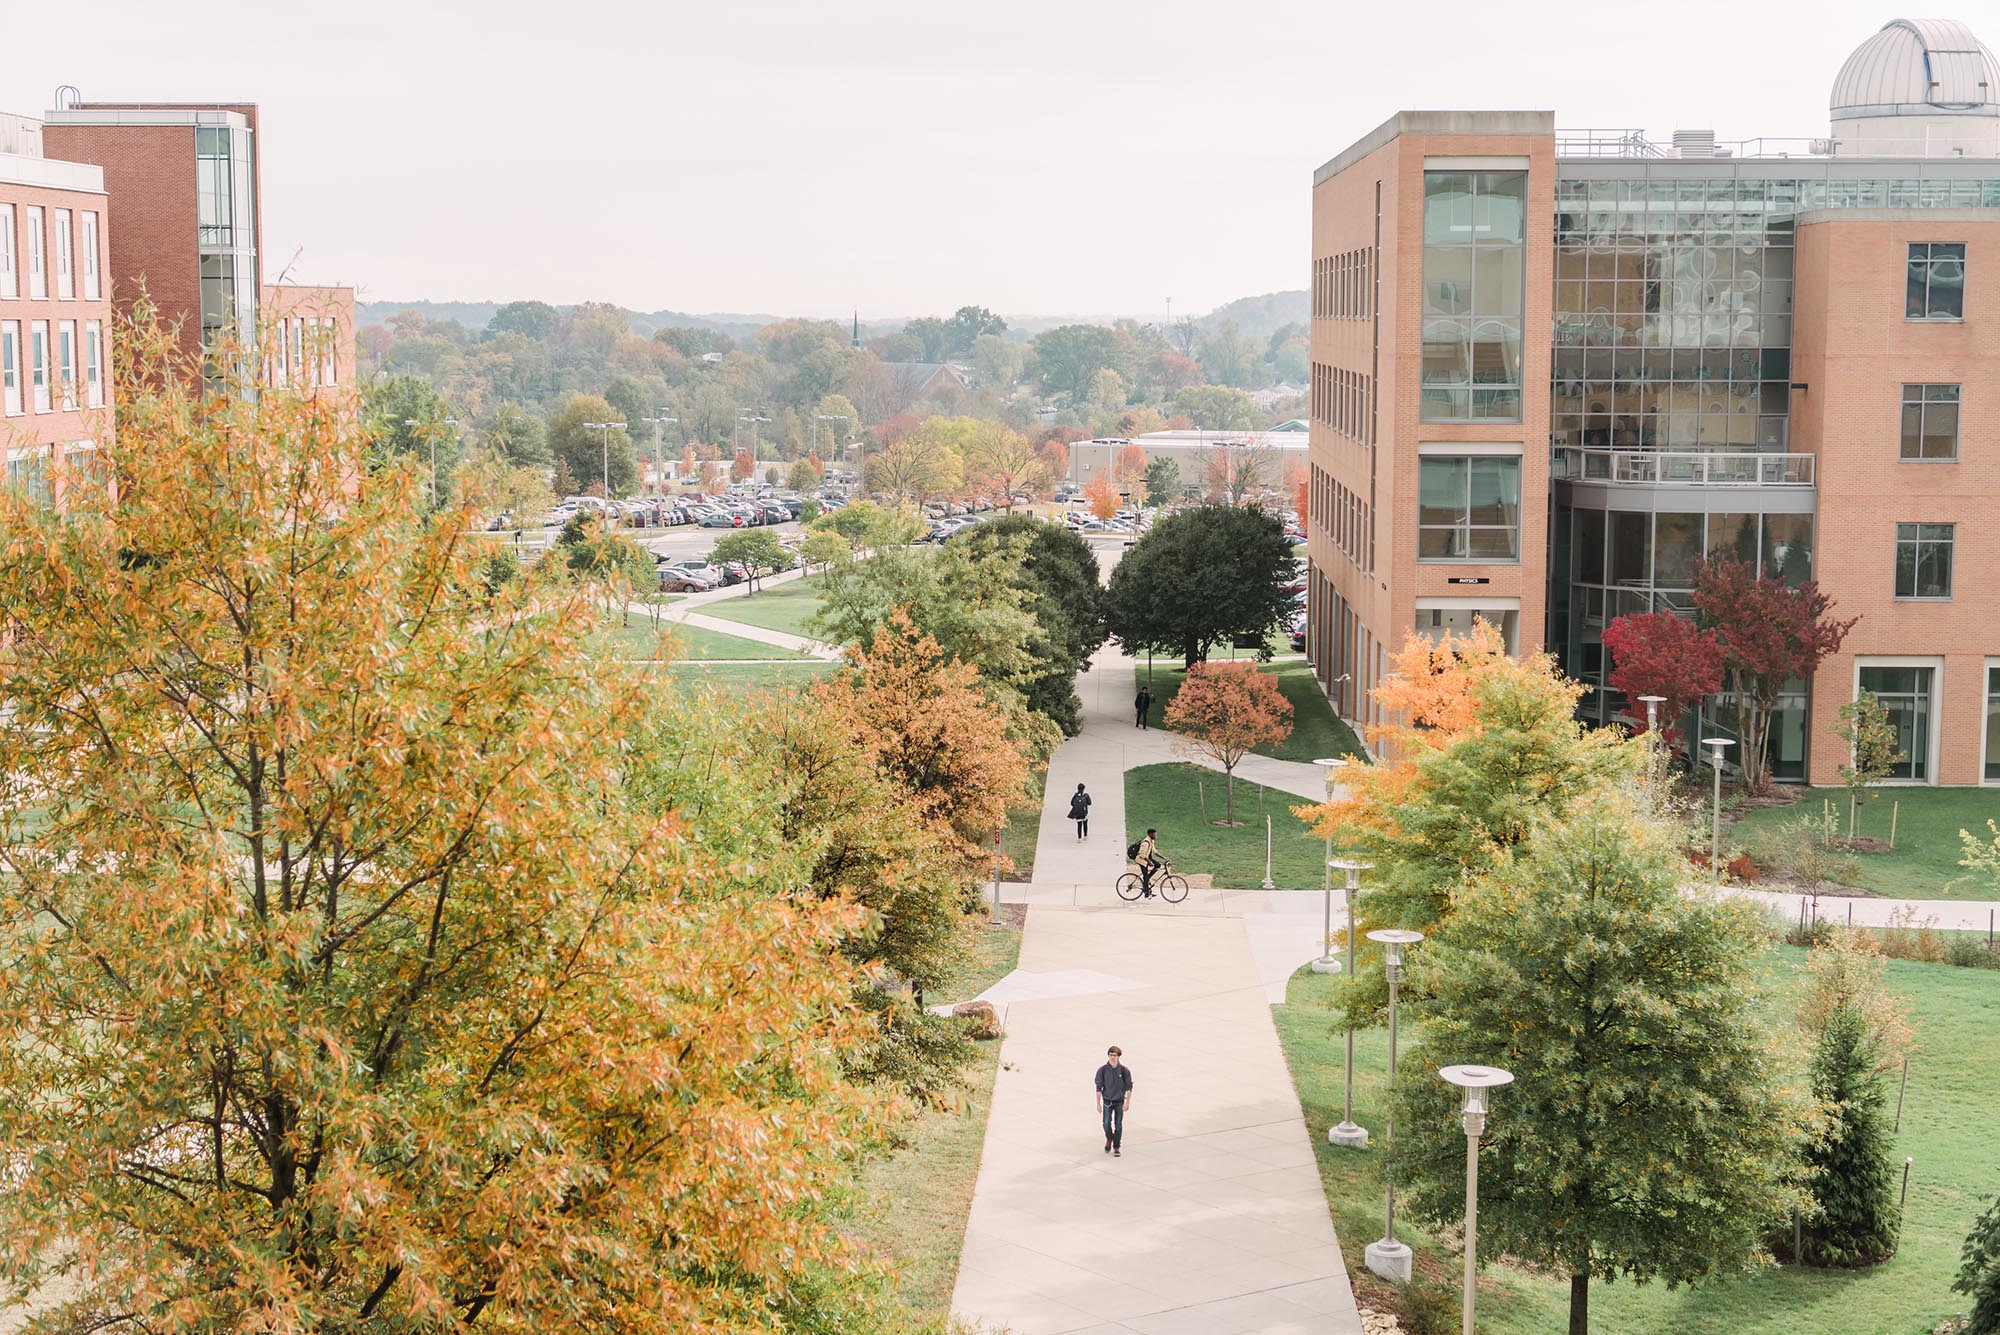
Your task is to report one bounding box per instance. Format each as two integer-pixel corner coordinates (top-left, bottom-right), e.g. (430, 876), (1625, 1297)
(1067, 782), (1091, 841)
(1095, 1046), (1134, 1155)
(1134, 685), (1153, 729)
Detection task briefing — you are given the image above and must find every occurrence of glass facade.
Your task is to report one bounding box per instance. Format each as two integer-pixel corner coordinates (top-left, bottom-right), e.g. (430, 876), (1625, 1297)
(1422, 172), (1526, 421)
(195, 124), (259, 353)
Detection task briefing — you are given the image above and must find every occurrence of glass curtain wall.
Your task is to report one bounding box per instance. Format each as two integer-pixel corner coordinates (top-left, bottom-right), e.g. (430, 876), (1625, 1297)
(1422, 172), (1526, 421)
(195, 125), (258, 355)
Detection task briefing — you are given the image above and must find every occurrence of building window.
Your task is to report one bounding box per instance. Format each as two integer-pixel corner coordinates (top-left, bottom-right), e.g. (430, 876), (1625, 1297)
(53, 208), (73, 300)
(85, 320), (103, 408)
(1421, 172), (1526, 422)
(26, 205), (45, 300)
(1894, 522), (1954, 599)
(29, 321), (49, 412)
(5, 447), (49, 502)
(197, 127), (236, 247)
(1906, 243), (1965, 320)
(1418, 455), (1521, 560)
(81, 211), (100, 301)
(1987, 664), (2000, 782)
(57, 322), (76, 411)
(1899, 383), (1959, 460)
(1858, 666), (1934, 782)
(200, 254), (237, 343)
(1, 321), (18, 416)
(0, 203), (16, 300)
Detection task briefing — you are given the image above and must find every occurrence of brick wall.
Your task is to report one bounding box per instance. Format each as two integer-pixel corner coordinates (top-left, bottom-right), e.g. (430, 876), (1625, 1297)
(1, 175), (117, 479)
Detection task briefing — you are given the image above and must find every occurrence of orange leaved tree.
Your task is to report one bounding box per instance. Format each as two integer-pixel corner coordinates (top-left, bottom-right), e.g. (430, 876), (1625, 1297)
(1083, 472), (1119, 521)
(1291, 621), (1637, 932)
(0, 316), (889, 1332)
(1163, 662), (1295, 824)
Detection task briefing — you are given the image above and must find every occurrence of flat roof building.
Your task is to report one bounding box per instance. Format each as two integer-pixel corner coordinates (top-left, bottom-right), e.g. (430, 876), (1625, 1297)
(1306, 19), (2000, 785)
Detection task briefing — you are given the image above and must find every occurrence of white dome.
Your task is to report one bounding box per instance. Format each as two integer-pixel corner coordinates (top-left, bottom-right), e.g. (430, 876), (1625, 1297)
(1831, 19), (1999, 119)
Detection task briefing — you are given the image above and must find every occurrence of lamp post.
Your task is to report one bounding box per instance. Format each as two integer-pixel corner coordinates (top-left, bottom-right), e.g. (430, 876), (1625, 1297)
(582, 421), (627, 506)
(1637, 694), (1666, 785)
(1326, 857), (1373, 1147)
(814, 413), (850, 467)
(1439, 1064), (1515, 1335)
(1703, 736), (1735, 879)
(1364, 929), (1424, 1283)
(1309, 759), (1349, 975)
(642, 414), (678, 494)
(403, 416), (458, 510)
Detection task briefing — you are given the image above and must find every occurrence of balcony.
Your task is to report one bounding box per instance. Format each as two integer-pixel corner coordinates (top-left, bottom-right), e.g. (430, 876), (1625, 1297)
(1552, 447), (1814, 487)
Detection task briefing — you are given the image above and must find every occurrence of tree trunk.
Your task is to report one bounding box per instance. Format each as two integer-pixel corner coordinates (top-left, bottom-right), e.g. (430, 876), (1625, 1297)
(1224, 769), (1235, 824)
(1569, 1272), (1589, 1335)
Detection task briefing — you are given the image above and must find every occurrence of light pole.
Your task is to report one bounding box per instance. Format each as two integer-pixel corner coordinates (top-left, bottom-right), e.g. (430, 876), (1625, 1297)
(583, 421), (627, 506)
(1364, 928), (1424, 1283)
(1637, 694), (1666, 787)
(1439, 1064), (1515, 1335)
(1309, 759), (1349, 974)
(642, 414), (678, 494)
(1703, 737), (1735, 879)
(814, 413), (850, 467)
(403, 416), (458, 509)
(1327, 857), (1373, 1148)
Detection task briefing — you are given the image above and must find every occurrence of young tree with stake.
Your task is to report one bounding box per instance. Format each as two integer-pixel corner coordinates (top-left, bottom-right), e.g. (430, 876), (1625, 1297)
(1163, 663), (1294, 825)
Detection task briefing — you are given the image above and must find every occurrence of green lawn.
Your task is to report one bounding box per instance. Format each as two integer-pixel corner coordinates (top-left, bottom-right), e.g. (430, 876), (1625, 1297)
(591, 621), (809, 662)
(1146, 654), (1364, 764)
(1730, 786), (2000, 901)
(659, 661), (841, 691)
(999, 799), (1045, 882)
(698, 575), (829, 640)
(1125, 761), (1328, 889)
(1274, 948), (2000, 1335)
(845, 905), (1024, 1325)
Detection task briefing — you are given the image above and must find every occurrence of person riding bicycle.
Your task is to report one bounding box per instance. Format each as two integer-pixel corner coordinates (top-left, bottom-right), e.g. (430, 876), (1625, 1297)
(1135, 828), (1164, 898)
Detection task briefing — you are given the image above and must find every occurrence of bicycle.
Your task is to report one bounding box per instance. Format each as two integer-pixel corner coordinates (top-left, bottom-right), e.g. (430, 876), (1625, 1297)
(1116, 860), (1188, 904)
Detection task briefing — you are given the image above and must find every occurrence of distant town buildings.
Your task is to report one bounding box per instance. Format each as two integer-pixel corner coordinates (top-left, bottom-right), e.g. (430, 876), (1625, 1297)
(1069, 427), (1308, 493)
(1305, 18), (2000, 786)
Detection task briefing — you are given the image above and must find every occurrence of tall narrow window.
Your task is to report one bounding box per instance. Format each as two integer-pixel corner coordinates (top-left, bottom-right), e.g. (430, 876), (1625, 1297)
(57, 322), (76, 411)
(1906, 243), (1966, 320)
(1421, 172), (1526, 421)
(0, 203), (16, 299)
(197, 128), (235, 247)
(1857, 667), (1934, 781)
(1894, 522), (1954, 599)
(81, 211), (100, 301)
(53, 208), (73, 300)
(30, 321), (50, 412)
(320, 316), (337, 385)
(1899, 383), (1959, 460)
(85, 320), (103, 408)
(1, 321), (18, 415)
(26, 206), (46, 300)
(1987, 664), (2000, 782)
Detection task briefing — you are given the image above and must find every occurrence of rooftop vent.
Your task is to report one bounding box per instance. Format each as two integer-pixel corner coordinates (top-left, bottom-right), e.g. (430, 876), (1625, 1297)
(1673, 129), (1717, 158)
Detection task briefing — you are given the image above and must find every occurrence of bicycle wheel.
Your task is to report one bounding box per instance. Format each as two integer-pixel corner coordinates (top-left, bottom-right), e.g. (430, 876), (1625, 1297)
(1115, 872), (1144, 902)
(1159, 874), (1189, 904)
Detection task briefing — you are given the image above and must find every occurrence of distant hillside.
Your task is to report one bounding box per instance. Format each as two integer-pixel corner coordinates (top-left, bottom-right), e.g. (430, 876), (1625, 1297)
(1198, 290), (1307, 338)
(354, 300), (781, 340)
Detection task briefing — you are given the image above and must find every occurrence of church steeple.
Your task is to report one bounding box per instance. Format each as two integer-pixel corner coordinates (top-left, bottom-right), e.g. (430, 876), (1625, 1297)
(851, 311), (861, 348)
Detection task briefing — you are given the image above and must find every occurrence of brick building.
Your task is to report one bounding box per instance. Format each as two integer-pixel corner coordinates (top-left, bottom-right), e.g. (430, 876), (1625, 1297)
(1306, 19), (2000, 785)
(1, 112), (114, 502)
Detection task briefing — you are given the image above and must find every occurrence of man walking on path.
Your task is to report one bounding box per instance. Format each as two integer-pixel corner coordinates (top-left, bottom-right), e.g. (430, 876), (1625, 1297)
(1095, 1046), (1134, 1156)
(1134, 684), (1152, 729)
(1067, 783), (1092, 841)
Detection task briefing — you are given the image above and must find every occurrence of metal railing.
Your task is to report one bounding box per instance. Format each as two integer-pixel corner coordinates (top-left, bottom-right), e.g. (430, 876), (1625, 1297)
(1552, 447), (1814, 487)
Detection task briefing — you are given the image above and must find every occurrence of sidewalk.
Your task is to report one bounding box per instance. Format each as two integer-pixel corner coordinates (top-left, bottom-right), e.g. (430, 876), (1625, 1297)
(950, 907), (1363, 1335)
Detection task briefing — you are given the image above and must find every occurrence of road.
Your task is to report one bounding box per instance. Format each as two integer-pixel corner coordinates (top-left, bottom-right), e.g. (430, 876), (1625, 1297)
(482, 518), (809, 567)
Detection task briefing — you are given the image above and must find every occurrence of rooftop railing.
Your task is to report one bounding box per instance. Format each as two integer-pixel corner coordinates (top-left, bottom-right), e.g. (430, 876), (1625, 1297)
(1552, 447), (1814, 487)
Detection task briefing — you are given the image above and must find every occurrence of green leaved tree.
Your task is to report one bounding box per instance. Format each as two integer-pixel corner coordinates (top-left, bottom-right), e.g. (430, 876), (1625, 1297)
(1393, 801), (1809, 1335)
(1105, 504), (1293, 667)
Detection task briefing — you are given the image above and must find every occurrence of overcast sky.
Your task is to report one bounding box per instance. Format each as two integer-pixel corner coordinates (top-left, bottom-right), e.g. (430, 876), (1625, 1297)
(2, 0), (1929, 320)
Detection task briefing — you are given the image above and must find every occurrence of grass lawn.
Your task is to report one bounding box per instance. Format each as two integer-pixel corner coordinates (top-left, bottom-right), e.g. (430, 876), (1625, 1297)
(699, 575), (829, 640)
(591, 620), (809, 662)
(1273, 948), (2000, 1335)
(1146, 654), (1364, 764)
(845, 905), (1025, 1325)
(1125, 762), (1328, 889)
(1730, 786), (2000, 901)
(659, 661), (841, 691)
(999, 799), (1045, 881)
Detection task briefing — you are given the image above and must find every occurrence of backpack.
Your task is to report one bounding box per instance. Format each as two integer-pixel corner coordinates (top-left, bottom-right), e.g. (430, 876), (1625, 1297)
(1127, 840), (1143, 859)
(1067, 794), (1089, 819)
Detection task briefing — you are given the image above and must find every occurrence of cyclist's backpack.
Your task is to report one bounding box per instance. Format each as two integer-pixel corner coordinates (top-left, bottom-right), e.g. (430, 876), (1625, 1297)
(1127, 840), (1143, 859)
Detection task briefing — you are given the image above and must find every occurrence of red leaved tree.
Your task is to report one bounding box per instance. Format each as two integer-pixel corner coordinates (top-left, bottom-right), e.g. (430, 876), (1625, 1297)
(1164, 662), (1295, 824)
(1693, 555), (1858, 791)
(1600, 612), (1725, 749)
(730, 448), (755, 481)
(1083, 473), (1119, 521)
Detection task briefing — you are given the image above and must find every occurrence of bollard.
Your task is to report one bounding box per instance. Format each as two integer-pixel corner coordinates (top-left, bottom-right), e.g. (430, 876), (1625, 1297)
(1261, 815), (1276, 890)
(1901, 1156), (1913, 1208)
(1890, 800), (1900, 850)
(1894, 1054), (1910, 1133)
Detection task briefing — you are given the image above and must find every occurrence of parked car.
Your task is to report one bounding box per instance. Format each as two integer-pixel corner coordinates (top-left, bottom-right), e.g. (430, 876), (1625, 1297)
(700, 510), (744, 528)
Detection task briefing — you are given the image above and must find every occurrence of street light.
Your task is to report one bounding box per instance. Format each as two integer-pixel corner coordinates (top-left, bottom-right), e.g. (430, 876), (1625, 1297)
(403, 416), (458, 509)
(1637, 694), (1666, 786)
(1327, 857), (1373, 1148)
(1364, 928), (1424, 1283)
(1703, 737), (1735, 879)
(736, 413), (772, 453)
(1309, 759), (1349, 975)
(1439, 1063), (1515, 1335)
(813, 413), (850, 464)
(583, 421), (627, 503)
(642, 413), (678, 494)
